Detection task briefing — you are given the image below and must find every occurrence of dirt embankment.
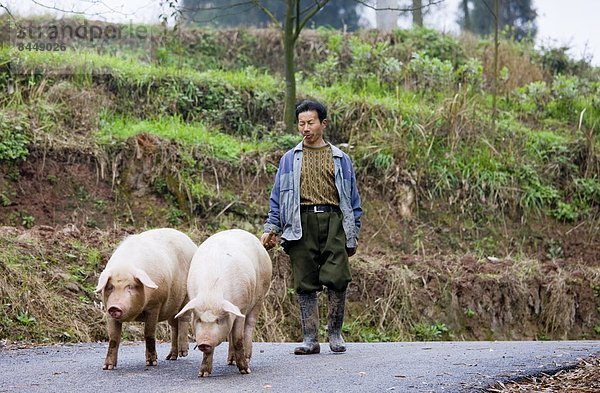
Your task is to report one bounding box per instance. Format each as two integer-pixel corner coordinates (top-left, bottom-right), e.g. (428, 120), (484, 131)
(1, 148), (599, 346)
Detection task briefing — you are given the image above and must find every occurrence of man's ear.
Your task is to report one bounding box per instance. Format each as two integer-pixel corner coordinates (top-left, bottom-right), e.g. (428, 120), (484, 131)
(322, 118), (328, 127)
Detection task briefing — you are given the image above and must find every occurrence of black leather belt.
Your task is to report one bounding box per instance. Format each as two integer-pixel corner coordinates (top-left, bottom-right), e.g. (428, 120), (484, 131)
(300, 205), (341, 213)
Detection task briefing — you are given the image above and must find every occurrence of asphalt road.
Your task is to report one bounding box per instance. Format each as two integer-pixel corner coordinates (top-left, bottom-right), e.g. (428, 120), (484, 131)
(1, 340), (599, 392)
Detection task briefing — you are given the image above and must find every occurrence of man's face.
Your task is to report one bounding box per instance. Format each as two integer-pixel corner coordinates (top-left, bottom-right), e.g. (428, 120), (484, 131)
(298, 110), (327, 147)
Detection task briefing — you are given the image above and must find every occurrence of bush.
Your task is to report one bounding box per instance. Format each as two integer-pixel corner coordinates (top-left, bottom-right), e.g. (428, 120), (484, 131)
(518, 165), (560, 214)
(456, 57), (484, 92)
(574, 177), (600, 206)
(393, 27), (466, 65)
(0, 113), (29, 161)
(515, 81), (550, 115)
(547, 74), (583, 121)
(536, 45), (593, 77)
(552, 201), (579, 222)
(407, 51), (454, 92)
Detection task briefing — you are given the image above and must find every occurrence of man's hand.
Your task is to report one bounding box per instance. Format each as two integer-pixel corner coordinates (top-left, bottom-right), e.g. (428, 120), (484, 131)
(346, 244), (358, 257)
(260, 232), (279, 250)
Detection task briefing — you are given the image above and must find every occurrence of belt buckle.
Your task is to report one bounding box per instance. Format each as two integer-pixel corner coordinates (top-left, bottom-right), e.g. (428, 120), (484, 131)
(313, 205), (325, 213)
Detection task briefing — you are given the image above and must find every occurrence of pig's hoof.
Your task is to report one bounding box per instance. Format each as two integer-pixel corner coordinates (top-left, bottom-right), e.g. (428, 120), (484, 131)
(103, 364), (116, 370)
(146, 360), (158, 366)
(239, 367), (251, 375)
(198, 371), (211, 378)
(179, 350), (188, 357)
(166, 354), (177, 360)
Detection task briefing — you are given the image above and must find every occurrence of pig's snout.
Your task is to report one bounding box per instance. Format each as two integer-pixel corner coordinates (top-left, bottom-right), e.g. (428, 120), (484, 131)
(108, 306), (123, 319)
(197, 343), (213, 353)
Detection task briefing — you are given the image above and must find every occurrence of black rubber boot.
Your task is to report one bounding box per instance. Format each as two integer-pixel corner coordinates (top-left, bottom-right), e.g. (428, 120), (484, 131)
(294, 292), (320, 355)
(327, 289), (347, 353)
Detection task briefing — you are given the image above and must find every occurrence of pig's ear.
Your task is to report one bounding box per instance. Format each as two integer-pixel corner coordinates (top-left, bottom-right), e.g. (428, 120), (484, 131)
(175, 298), (196, 319)
(95, 270), (111, 293)
(133, 268), (158, 289)
(222, 300), (244, 318)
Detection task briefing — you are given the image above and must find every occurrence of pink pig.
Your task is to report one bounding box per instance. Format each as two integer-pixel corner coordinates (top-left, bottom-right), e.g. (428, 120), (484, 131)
(176, 229), (272, 377)
(96, 228), (197, 370)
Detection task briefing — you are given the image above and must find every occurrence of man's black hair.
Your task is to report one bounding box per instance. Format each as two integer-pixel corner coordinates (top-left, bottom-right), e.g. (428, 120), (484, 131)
(295, 100), (327, 122)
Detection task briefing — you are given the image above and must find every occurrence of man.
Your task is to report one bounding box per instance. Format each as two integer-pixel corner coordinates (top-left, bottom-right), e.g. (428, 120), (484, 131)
(261, 100), (362, 355)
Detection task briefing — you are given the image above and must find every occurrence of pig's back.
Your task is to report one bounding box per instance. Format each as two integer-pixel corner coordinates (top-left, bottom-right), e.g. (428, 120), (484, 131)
(108, 228), (196, 281)
(189, 229), (272, 298)
(107, 228), (197, 320)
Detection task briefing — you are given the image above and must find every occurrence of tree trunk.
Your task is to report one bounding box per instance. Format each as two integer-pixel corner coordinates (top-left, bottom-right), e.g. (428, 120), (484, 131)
(492, 0), (499, 127)
(376, 0), (397, 32)
(283, 0), (297, 132)
(412, 0), (423, 27)
(462, 0), (471, 31)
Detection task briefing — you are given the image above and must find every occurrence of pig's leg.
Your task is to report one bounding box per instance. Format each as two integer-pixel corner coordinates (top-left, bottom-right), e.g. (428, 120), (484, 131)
(232, 316), (250, 374)
(103, 318), (122, 370)
(199, 350), (214, 377)
(177, 316), (190, 358)
(144, 309), (160, 366)
(227, 332), (235, 365)
(166, 317), (182, 360)
(165, 316), (189, 360)
(243, 304), (260, 362)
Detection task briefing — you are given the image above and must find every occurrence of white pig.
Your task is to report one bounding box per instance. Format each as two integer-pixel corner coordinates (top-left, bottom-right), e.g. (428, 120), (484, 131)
(175, 229), (272, 377)
(95, 228), (197, 370)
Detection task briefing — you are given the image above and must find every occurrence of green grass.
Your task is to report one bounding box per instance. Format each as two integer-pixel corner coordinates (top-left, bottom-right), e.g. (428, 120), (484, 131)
(98, 115), (268, 162)
(301, 78), (427, 115)
(6, 45), (280, 90)
(523, 129), (570, 157)
(205, 67), (281, 92)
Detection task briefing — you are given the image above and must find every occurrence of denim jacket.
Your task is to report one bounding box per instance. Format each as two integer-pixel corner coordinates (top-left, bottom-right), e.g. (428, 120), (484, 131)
(264, 141), (362, 248)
